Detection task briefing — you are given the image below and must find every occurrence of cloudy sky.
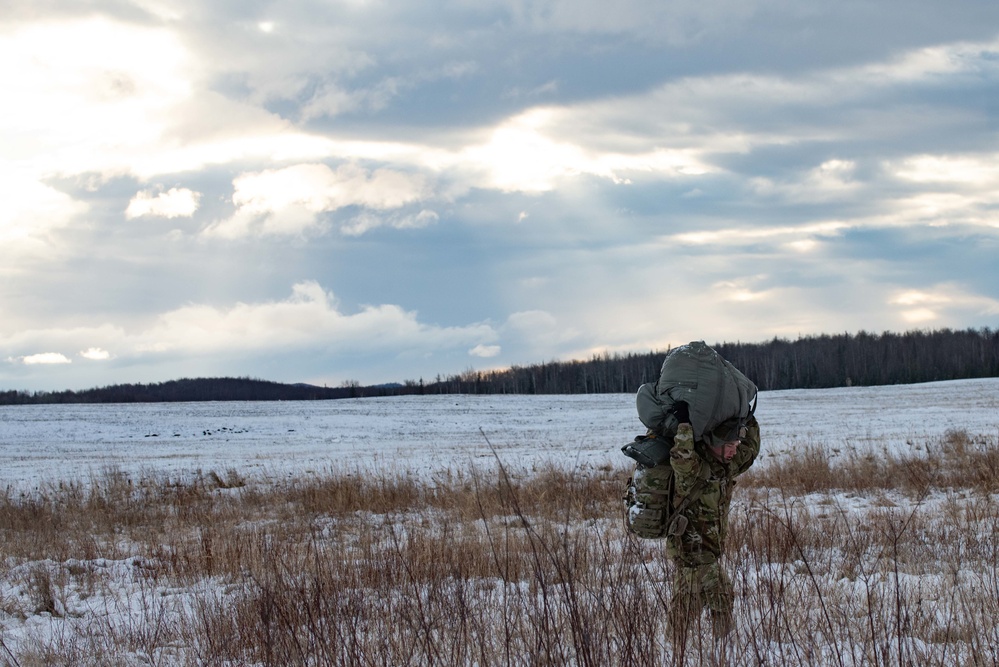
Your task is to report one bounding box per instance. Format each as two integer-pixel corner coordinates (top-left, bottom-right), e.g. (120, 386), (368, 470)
(4, 0), (999, 391)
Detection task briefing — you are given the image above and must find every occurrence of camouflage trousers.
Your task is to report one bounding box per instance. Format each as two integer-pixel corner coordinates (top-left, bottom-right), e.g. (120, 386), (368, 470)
(671, 561), (732, 613)
(664, 478), (736, 638)
(667, 562), (735, 641)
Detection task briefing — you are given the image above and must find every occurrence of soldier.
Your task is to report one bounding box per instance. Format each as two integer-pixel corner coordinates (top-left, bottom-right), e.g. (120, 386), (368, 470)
(623, 341), (760, 642)
(666, 401), (760, 640)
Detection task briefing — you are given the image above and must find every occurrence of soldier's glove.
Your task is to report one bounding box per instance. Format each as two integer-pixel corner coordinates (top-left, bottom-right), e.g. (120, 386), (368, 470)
(673, 422), (695, 454)
(673, 401), (690, 425)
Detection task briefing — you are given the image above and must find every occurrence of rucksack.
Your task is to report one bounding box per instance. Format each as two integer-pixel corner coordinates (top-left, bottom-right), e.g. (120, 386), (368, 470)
(623, 460), (676, 539)
(622, 455), (704, 540)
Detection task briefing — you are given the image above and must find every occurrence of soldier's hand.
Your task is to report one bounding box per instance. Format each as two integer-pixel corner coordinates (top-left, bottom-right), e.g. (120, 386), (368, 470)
(673, 401), (690, 425)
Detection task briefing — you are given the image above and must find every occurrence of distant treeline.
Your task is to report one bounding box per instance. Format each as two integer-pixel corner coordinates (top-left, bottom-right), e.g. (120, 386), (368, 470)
(0, 377), (376, 405)
(421, 327), (999, 395)
(3, 327), (998, 405)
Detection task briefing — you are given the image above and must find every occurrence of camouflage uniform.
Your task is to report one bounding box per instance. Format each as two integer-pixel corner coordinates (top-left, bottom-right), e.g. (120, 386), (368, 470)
(666, 415), (760, 638)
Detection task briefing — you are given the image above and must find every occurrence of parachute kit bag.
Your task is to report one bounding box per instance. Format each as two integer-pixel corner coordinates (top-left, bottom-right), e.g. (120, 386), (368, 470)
(636, 340), (757, 441)
(623, 340), (757, 539)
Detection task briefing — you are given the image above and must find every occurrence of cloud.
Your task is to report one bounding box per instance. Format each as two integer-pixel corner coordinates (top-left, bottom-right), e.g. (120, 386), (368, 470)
(469, 344), (501, 358)
(341, 209), (439, 236)
(301, 78), (404, 121)
(750, 160), (861, 203)
(126, 187), (202, 219)
(3, 5), (999, 392)
(501, 310), (581, 354)
(894, 154), (999, 186)
(449, 108), (713, 192)
(711, 279), (772, 303)
(0, 174), (87, 260)
(501, 0), (759, 43)
(0, 282), (500, 388)
(663, 221), (851, 248)
(505, 310), (558, 333)
(203, 163), (431, 238)
(0, 18), (191, 177)
(135, 281), (496, 356)
(889, 284), (999, 323)
(16, 353), (72, 365)
(0, 16), (346, 189)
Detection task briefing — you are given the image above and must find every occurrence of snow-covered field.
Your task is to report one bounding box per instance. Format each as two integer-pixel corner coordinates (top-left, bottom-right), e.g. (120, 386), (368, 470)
(0, 378), (998, 664)
(1, 378), (997, 490)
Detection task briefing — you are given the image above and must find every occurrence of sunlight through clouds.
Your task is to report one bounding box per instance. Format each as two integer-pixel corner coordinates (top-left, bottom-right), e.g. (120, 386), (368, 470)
(889, 285), (999, 323)
(665, 221), (850, 247)
(0, 175), (86, 248)
(2, 1), (999, 390)
(0, 18), (190, 171)
(893, 155), (999, 186)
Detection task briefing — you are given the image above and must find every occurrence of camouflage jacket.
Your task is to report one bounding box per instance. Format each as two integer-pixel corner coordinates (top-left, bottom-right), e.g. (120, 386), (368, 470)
(666, 415), (760, 565)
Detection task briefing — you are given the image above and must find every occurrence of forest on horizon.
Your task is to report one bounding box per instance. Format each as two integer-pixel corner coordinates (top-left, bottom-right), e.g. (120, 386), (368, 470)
(2, 326), (998, 405)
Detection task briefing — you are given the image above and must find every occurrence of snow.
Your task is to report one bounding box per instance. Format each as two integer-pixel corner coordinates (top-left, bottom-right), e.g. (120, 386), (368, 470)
(0, 378), (997, 490)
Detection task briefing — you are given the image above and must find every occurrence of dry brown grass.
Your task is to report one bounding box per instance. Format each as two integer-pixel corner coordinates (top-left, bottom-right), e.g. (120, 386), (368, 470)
(0, 430), (997, 665)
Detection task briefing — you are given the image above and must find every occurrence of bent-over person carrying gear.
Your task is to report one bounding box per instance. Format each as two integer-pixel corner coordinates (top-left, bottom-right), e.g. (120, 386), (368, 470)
(622, 341), (761, 641)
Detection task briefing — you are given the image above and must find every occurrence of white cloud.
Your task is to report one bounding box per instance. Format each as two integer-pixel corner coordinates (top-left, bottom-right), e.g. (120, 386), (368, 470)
(80, 347), (112, 361)
(19, 353), (72, 365)
(204, 163), (431, 238)
(469, 344), (501, 358)
(126, 187), (202, 219)
(135, 281), (496, 355)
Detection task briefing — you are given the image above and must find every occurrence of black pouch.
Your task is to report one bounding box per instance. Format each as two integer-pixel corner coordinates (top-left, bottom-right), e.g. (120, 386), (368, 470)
(621, 435), (673, 468)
